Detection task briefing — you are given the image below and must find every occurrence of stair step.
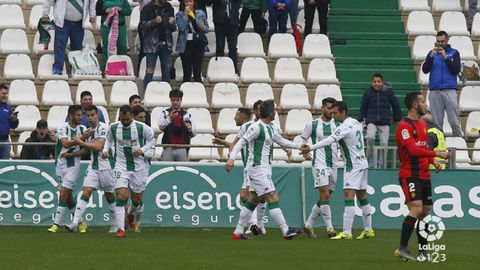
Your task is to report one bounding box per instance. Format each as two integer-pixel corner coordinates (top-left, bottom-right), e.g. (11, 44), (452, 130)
(329, 32), (407, 41)
(337, 69), (417, 83)
(334, 57), (414, 66)
(329, 9), (401, 17)
(329, 20), (405, 33)
(332, 45), (411, 58)
(331, 0), (399, 10)
(341, 82), (420, 90)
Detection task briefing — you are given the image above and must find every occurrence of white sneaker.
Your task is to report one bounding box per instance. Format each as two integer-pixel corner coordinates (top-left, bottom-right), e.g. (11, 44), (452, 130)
(260, 227), (267, 235)
(108, 225), (118, 233)
(64, 223), (77, 232)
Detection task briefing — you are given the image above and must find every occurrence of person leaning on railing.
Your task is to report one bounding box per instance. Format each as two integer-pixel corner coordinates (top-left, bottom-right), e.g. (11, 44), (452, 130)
(20, 120), (56, 160)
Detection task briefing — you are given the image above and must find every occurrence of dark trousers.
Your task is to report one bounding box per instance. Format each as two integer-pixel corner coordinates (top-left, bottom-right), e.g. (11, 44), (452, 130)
(180, 40), (204, 82)
(268, 7), (288, 38)
(214, 22), (239, 73)
(304, 0), (329, 36)
(238, 8), (263, 34)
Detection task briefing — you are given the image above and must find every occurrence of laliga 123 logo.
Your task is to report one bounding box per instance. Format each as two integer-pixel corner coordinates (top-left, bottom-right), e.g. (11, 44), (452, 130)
(418, 215), (447, 263)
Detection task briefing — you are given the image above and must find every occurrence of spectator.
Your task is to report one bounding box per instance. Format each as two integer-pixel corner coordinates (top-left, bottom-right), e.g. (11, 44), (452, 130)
(20, 120), (56, 160)
(158, 90), (197, 161)
(358, 73), (402, 168)
(238, 0), (267, 34)
(468, 0), (478, 32)
(133, 0), (153, 73)
(0, 84), (19, 159)
(176, 0), (209, 82)
(289, 0), (298, 30)
(207, 0), (240, 73)
(132, 106), (148, 123)
(304, 0), (329, 37)
(42, 0), (96, 75)
(140, 0), (176, 88)
(129, 94), (151, 126)
(422, 31), (463, 137)
(421, 113), (446, 170)
(267, 0), (290, 38)
(65, 91), (105, 128)
(97, 0), (132, 71)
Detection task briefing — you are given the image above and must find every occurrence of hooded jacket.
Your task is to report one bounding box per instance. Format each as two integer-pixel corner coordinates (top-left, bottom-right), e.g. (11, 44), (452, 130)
(358, 83), (402, 126)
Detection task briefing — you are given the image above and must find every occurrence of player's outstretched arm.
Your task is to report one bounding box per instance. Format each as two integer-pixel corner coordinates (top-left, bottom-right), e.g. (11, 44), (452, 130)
(310, 136), (336, 151)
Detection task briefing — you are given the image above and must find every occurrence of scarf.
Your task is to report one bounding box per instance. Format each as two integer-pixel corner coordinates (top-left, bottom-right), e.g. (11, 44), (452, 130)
(104, 8), (119, 57)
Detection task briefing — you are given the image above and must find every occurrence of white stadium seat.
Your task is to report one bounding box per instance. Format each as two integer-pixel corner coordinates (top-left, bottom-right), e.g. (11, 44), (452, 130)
(272, 143), (289, 161)
(313, 85), (343, 109)
(8, 80), (39, 106)
(150, 107), (166, 133)
(399, 0), (430, 11)
(442, 111), (453, 136)
(187, 108), (214, 133)
(432, 0), (462, 12)
(38, 54), (68, 80)
(459, 86), (480, 111)
(154, 134), (164, 160)
(268, 33), (297, 58)
(472, 139), (480, 163)
(406, 11), (436, 35)
(245, 83), (274, 108)
(0, 4), (25, 29)
(83, 30), (96, 49)
(207, 57), (238, 82)
(14, 105), (41, 132)
(418, 62), (430, 85)
(188, 134), (220, 160)
(3, 54), (34, 79)
(279, 84), (310, 109)
(138, 57), (162, 80)
(16, 131), (31, 157)
(446, 137), (471, 163)
(216, 108), (240, 134)
(472, 13), (480, 36)
(32, 30), (54, 54)
(302, 34), (332, 59)
(129, 6), (140, 31)
(76, 81), (107, 106)
(180, 82), (209, 108)
(438, 12), (469, 36)
(237, 32), (265, 57)
(42, 80), (73, 106)
(465, 111), (480, 138)
(211, 83), (242, 108)
(144, 82), (171, 108)
(47, 106), (69, 131)
(274, 58), (304, 83)
(240, 57), (271, 83)
(25, 0), (43, 5)
(449, 36), (476, 60)
(110, 81), (139, 106)
(205, 32), (217, 57)
(307, 58), (339, 84)
(0, 29), (29, 54)
(174, 57), (183, 81)
(105, 55), (136, 80)
(412, 35), (436, 60)
(0, 0), (21, 4)
(284, 110), (313, 135)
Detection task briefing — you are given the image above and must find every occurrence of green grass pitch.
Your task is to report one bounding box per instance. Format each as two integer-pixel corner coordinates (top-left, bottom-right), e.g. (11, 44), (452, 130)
(0, 227), (478, 270)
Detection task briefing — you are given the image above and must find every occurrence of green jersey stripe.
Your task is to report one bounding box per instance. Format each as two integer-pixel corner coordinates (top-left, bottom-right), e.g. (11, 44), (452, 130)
(267, 125), (273, 164)
(253, 125), (265, 166)
(66, 129), (77, 167)
(91, 129), (99, 170)
(241, 122), (252, 165)
(323, 123), (333, 168)
(311, 120), (318, 166)
(122, 125), (135, 171)
(339, 140), (353, 172)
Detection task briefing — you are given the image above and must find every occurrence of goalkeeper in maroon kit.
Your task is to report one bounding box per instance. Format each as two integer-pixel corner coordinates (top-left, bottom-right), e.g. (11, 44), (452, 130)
(394, 92), (450, 261)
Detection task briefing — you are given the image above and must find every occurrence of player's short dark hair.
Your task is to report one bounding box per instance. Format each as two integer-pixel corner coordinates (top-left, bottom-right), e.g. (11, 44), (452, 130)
(333, 101), (348, 114)
(253, 100), (263, 110)
(80, 91), (92, 100)
(0, 83), (8, 91)
(68, 105), (83, 116)
(437, 31), (448, 38)
(132, 106), (146, 116)
(372, 73), (384, 81)
(119, 105), (132, 114)
(169, 89), (183, 99)
(129, 94), (141, 105)
(237, 107), (251, 119)
(260, 99), (275, 118)
(322, 97), (337, 106)
(84, 105), (98, 113)
(404, 92), (422, 110)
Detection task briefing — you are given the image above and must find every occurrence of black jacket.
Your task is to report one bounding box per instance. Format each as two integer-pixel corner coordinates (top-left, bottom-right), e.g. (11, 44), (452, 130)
(20, 131), (55, 160)
(205, 0), (241, 24)
(140, 1), (177, 53)
(358, 84), (402, 126)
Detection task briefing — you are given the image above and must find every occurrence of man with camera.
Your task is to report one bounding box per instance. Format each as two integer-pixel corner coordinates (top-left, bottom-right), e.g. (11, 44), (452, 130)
(422, 31), (463, 137)
(158, 89), (197, 161)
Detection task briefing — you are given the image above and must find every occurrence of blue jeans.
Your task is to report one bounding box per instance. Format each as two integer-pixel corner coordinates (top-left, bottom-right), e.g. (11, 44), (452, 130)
(268, 7), (289, 38)
(54, 20), (84, 73)
(289, 0), (298, 29)
(144, 45), (171, 89)
(0, 140), (11, 159)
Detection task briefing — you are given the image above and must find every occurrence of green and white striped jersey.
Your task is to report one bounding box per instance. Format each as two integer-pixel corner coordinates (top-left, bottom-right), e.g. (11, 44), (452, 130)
(332, 117), (368, 172)
(88, 122), (111, 171)
(104, 120), (155, 172)
(301, 118), (338, 168)
(236, 120), (255, 166)
(55, 122), (86, 169)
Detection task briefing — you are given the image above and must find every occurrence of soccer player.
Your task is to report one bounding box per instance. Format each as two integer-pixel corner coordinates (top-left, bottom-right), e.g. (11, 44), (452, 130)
(102, 105), (155, 238)
(48, 105), (90, 233)
(64, 105), (117, 233)
(301, 97), (339, 239)
(394, 92), (450, 261)
(225, 100), (302, 240)
(301, 101), (374, 240)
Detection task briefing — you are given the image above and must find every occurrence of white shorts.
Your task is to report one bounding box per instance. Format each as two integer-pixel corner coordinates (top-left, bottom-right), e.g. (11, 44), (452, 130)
(56, 166), (80, 190)
(312, 167), (338, 190)
(247, 169), (275, 197)
(114, 169), (146, 193)
(343, 169), (368, 190)
(83, 168), (115, 193)
(240, 168), (251, 190)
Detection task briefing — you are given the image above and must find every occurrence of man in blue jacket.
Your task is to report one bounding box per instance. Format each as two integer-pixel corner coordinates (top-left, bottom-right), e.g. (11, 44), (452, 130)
(422, 31), (462, 137)
(0, 84), (19, 159)
(358, 73), (402, 168)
